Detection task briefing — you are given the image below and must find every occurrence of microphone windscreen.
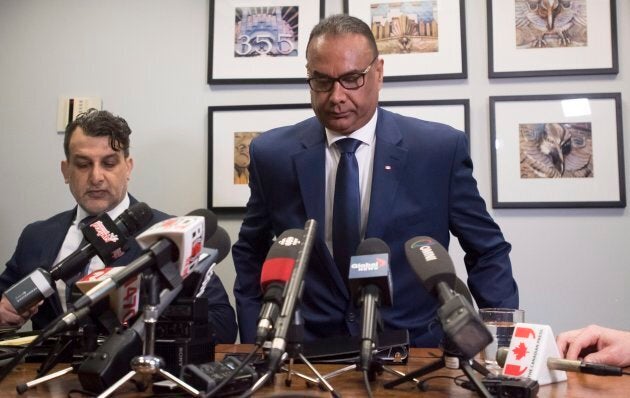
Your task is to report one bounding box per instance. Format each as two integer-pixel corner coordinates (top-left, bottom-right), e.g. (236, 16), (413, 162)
(205, 226), (231, 263)
(405, 236), (456, 294)
(356, 237), (391, 256)
(186, 208), (218, 241)
(117, 202), (153, 235)
(349, 238), (393, 306)
(260, 229), (303, 289)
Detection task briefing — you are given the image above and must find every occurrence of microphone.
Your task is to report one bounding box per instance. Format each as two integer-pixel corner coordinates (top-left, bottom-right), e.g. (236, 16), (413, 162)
(497, 347), (623, 377)
(77, 230), (227, 393)
(348, 238), (392, 371)
(48, 211), (212, 335)
(255, 229), (303, 345)
(3, 202), (152, 313)
(267, 220), (317, 374)
(405, 236), (491, 359)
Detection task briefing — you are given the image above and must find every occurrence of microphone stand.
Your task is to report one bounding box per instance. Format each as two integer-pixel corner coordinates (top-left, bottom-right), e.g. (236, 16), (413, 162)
(98, 272), (201, 398)
(383, 338), (491, 397)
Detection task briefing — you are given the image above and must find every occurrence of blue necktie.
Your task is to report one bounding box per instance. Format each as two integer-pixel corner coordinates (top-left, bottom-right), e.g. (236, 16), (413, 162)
(333, 138), (362, 275)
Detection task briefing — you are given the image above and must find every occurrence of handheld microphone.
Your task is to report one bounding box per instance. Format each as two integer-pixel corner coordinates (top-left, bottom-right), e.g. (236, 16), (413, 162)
(3, 202), (152, 313)
(348, 238), (392, 371)
(405, 236), (491, 359)
(49, 211), (212, 335)
(267, 220), (317, 374)
(255, 229), (303, 345)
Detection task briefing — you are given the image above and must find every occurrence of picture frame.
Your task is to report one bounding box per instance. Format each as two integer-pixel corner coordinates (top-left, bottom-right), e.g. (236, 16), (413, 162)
(208, 104), (314, 211)
(487, 0), (618, 78)
(344, 0), (467, 82)
(208, 0), (324, 84)
(380, 99), (469, 139)
(490, 93), (625, 208)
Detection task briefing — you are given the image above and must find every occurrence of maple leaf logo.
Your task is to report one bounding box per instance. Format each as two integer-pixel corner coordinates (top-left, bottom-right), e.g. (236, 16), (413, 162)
(512, 342), (528, 360)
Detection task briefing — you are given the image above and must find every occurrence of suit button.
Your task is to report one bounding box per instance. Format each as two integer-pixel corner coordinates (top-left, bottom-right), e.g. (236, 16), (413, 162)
(347, 312), (356, 322)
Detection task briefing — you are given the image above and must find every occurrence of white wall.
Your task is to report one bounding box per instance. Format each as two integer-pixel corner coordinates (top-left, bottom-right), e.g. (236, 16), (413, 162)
(1, 0), (628, 339)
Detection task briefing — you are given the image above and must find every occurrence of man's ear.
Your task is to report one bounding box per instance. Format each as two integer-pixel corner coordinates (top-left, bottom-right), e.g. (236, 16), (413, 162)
(61, 160), (69, 183)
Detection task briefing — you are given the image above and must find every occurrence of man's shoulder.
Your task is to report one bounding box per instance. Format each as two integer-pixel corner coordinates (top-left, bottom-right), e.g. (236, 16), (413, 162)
(20, 209), (75, 237)
(255, 115), (321, 145)
(379, 107), (465, 145)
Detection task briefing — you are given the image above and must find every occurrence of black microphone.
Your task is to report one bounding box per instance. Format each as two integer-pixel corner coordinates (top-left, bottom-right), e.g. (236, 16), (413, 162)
(405, 236), (491, 359)
(267, 220), (317, 374)
(348, 238), (392, 371)
(3, 202), (152, 313)
(256, 229), (303, 345)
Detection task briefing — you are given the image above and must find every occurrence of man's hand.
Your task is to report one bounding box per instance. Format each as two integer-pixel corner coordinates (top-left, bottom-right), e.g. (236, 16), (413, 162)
(0, 296), (39, 327)
(557, 324), (630, 368)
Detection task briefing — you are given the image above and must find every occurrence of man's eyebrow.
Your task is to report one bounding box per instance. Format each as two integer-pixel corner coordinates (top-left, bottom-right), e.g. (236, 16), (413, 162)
(309, 68), (362, 78)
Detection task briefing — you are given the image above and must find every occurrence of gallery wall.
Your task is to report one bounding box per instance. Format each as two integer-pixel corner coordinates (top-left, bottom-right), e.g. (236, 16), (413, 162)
(1, 0), (628, 339)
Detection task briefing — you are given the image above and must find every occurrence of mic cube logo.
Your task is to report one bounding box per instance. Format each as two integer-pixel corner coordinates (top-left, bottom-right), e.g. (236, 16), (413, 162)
(410, 238), (438, 262)
(90, 221), (120, 243)
(278, 236), (301, 247)
(502, 323), (567, 385)
(350, 257), (387, 272)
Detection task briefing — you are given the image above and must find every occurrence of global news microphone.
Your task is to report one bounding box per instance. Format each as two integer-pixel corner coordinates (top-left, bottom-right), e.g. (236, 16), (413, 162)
(0, 109), (236, 344)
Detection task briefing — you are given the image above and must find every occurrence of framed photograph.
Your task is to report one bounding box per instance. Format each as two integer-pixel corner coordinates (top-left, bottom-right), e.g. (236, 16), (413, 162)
(487, 0), (618, 78)
(208, 0), (324, 84)
(208, 104), (314, 211)
(380, 99), (469, 139)
(344, 0), (467, 81)
(490, 93), (625, 208)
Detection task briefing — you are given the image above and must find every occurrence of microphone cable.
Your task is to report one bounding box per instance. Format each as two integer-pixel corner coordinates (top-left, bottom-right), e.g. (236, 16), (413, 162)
(204, 343), (262, 397)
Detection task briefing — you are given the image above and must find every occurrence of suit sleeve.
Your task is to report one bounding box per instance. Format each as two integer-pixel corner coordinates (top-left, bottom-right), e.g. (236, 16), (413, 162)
(447, 133), (519, 309)
(200, 274), (238, 344)
(232, 140), (274, 343)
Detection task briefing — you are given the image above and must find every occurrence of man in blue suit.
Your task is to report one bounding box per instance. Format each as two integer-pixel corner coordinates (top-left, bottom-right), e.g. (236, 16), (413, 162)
(0, 109), (237, 343)
(233, 15), (518, 347)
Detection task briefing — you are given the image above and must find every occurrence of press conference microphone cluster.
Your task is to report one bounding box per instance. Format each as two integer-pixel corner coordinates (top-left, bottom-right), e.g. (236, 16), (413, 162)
(348, 238), (393, 372)
(405, 236), (491, 359)
(3, 202), (153, 314)
(48, 209), (215, 337)
(255, 229), (303, 345)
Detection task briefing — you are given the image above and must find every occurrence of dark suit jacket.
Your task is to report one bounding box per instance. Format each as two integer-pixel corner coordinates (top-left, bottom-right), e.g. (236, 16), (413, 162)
(233, 108), (518, 347)
(0, 196), (237, 344)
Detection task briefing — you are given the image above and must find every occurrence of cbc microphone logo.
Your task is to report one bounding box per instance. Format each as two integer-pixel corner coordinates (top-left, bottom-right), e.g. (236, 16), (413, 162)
(278, 235), (301, 247)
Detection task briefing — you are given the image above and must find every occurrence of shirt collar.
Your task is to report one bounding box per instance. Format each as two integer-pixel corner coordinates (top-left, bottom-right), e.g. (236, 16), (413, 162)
(74, 193), (131, 226)
(325, 109), (378, 148)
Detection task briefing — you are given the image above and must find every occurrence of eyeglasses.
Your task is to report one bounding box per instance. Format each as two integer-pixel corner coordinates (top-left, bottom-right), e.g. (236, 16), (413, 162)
(306, 55), (378, 93)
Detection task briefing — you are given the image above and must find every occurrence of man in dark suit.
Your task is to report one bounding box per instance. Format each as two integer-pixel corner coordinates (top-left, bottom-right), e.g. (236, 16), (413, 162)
(0, 109), (237, 343)
(233, 15), (518, 347)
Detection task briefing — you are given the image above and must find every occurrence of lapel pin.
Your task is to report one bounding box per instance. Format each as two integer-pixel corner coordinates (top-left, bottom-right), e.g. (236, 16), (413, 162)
(385, 165), (392, 170)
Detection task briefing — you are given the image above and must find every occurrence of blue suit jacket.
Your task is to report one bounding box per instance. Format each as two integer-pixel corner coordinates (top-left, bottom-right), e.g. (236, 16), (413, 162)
(0, 196), (237, 344)
(233, 108), (518, 347)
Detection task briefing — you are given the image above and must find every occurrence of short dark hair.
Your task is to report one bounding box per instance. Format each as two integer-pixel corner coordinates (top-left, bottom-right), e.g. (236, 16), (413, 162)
(306, 14), (378, 58)
(64, 108), (132, 159)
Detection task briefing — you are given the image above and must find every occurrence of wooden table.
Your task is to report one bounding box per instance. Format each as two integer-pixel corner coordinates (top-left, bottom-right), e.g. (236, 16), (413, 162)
(0, 345), (628, 397)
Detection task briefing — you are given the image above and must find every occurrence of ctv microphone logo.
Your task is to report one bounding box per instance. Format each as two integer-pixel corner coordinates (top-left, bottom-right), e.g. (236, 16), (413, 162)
(91, 221), (120, 243)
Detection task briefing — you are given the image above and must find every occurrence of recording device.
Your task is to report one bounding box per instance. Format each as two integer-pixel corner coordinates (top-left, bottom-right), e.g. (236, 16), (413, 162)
(77, 224), (226, 393)
(255, 229), (303, 345)
(460, 374), (539, 398)
(181, 354), (260, 396)
(267, 220), (317, 374)
(405, 236), (491, 359)
(348, 238), (392, 371)
(3, 202), (152, 313)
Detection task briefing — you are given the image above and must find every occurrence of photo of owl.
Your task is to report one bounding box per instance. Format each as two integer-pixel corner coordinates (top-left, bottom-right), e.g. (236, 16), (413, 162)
(515, 0), (588, 48)
(519, 122), (593, 178)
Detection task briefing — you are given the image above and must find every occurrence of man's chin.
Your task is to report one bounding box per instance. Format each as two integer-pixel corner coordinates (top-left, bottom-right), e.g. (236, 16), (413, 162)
(80, 199), (113, 215)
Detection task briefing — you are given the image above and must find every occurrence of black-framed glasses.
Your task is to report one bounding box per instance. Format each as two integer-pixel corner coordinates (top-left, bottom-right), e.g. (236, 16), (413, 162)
(306, 55), (378, 93)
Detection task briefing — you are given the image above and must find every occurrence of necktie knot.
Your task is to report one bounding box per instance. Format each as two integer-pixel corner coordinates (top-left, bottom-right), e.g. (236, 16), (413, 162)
(336, 138), (361, 154)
